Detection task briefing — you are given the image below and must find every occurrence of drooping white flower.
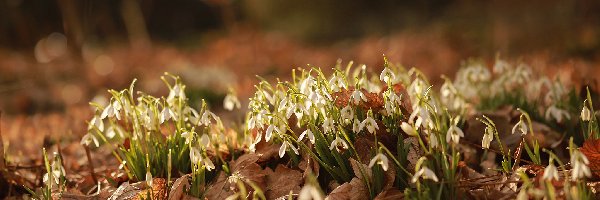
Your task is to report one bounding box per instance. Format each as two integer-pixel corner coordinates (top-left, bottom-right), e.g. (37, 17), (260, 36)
(368, 153), (389, 171)
(298, 129), (315, 144)
(582, 104), (592, 121)
(542, 161), (559, 181)
(202, 156), (215, 171)
(146, 171), (153, 187)
(160, 106), (176, 124)
(411, 166), (438, 183)
(200, 110), (217, 126)
(43, 153), (65, 186)
(349, 89), (367, 105)
(571, 149), (591, 181)
(300, 76), (316, 95)
(329, 136), (349, 152)
(352, 117), (361, 133)
(446, 125), (464, 144)
(482, 127), (494, 149)
(360, 116), (379, 134)
(401, 122), (418, 136)
(512, 119), (528, 135)
(279, 141), (299, 158)
(88, 116), (104, 132)
(545, 105), (571, 123)
(322, 117), (336, 133)
(223, 93), (241, 111)
(81, 132), (99, 147)
(429, 133), (438, 148)
(340, 105), (354, 124)
(379, 67), (395, 84)
(265, 124), (280, 142)
(329, 74), (346, 92)
(286, 103), (305, 120)
(298, 184), (324, 200)
(181, 131), (195, 144)
(190, 146), (202, 164)
(199, 134), (210, 148)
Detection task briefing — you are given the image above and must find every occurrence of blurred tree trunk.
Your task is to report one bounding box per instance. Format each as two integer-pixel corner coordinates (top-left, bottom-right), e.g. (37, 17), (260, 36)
(57, 0), (84, 50)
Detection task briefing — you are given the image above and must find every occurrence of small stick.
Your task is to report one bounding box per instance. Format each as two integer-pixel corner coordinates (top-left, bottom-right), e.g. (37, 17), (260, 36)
(84, 145), (98, 184)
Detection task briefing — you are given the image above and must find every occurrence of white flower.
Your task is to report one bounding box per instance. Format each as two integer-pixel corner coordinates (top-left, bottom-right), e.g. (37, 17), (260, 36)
(200, 110), (217, 126)
(202, 156), (215, 171)
(105, 125), (124, 139)
(300, 76), (316, 95)
(279, 141), (299, 158)
(360, 116), (379, 134)
(146, 171), (153, 187)
(329, 136), (349, 152)
(545, 105), (571, 123)
(223, 93), (241, 111)
(322, 117), (335, 133)
(286, 103), (305, 120)
(429, 133), (438, 148)
(582, 105), (592, 121)
(298, 184), (324, 200)
(181, 131), (195, 144)
(571, 149), (591, 181)
(199, 134), (210, 148)
(512, 119), (528, 135)
(349, 89), (367, 105)
(368, 153), (389, 171)
(352, 117), (361, 133)
(446, 125), (464, 144)
(265, 124), (281, 142)
(190, 146), (202, 164)
(167, 84), (185, 105)
(329, 74), (346, 92)
(379, 67), (395, 84)
(411, 166), (438, 183)
(482, 127), (494, 149)
(298, 129), (315, 144)
(401, 122), (418, 136)
(43, 154), (65, 186)
(542, 162), (559, 181)
(160, 106), (176, 124)
(88, 116), (104, 132)
(81, 132), (99, 147)
(340, 105), (354, 124)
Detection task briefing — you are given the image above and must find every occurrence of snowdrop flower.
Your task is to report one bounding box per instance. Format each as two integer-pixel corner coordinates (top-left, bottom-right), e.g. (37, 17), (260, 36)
(379, 67), (395, 84)
(340, 105), (354, 124)
(446, 118), (464, 144)
(298, 184), (324, 200)
(322, 117), (335, 133)
(298, 129), (315, 144)
(352, 117), (361, 133)
(181, 131), (195, 144)
(200, 110), (217, 126)
(160, 106), (176, 124)
(512, 118), (528, 135)
(329, 74), (346, 92)
(542, 160), (559, 181)
(202, 156), (215, 171)
(368, 153), (389, 171)
(167, 84), (186, 105)
(329, 136), (349, 152)
(545, 105), (571, 123)
(146, 171), (153, 187)
(190, 146), (202, 164)
(581, 104), (592, 121)
(265, 124), (281, 142)
(571, 149), (591, 181)
(105, 125), (124, 139)
(223, 93), (241, 111)
(411, 166), (438, 183)
(279, 141), (299, 158)
(101, 101), (121, 120)
(199, 134), (210, 148)
(429, 133), (439, 148)
(360, 115), (379, 134)
(401, 122), (418, 136)
(482, 127), (494, 149)
(43, 153), (65, 185)
(286, 103), (305, 120)
(81, 132), (99, 147)
(88, 116), (104, 132)
(349, 89), (367, 105)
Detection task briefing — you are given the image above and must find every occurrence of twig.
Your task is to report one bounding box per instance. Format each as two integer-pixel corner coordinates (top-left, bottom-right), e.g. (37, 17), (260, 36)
(84, 145), (98, 184)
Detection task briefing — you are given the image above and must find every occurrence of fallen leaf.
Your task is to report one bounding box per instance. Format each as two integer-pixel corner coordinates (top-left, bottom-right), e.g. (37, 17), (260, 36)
(299, 152), (320, 178)
(349, 158), (372, 181)
(374, 188), (404, 200)
(325, 178), (369, 200)
(265, 164), (303, 199)
(205, 153), (267, 199)
(168, 174), (190, 200)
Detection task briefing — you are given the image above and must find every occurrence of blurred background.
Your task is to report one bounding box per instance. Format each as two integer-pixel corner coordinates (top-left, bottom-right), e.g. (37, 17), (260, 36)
(1, 0), (600, 158)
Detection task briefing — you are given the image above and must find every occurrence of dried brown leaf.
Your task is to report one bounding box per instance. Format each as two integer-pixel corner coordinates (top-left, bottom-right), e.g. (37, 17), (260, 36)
(205, 153), (267, 199)
(265, 164), (303, 199)
(374, 188), (404, 200)
(325, 178), (369, 200)
(580, 138), (600, 178)
(168, 174), (190, 200)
